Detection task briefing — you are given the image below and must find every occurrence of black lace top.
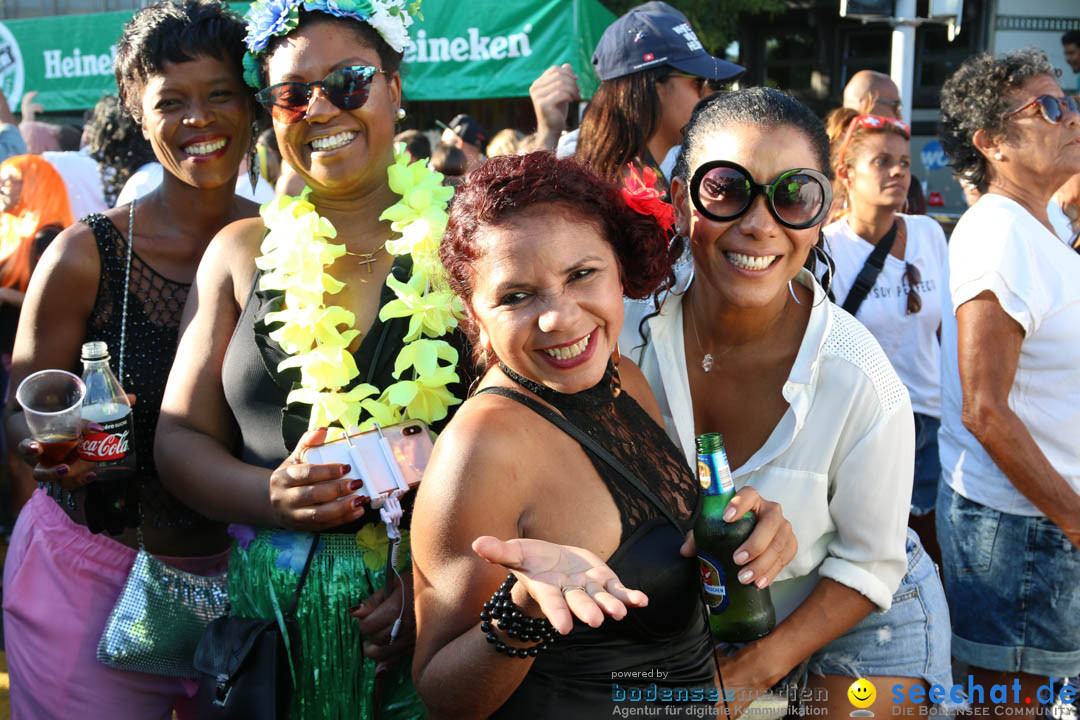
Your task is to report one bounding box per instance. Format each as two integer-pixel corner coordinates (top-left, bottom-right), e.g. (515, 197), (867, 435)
(42, 213), (211, 529)
(498, 362), (700, 542)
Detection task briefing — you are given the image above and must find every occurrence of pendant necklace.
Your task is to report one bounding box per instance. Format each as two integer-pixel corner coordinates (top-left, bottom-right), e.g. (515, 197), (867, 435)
(688, 298), (714, 373)
(344, 242), (387, 273)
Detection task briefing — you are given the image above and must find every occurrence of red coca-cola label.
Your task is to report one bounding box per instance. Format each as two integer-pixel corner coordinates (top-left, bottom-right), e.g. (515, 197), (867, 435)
(78, 415), (132, 463)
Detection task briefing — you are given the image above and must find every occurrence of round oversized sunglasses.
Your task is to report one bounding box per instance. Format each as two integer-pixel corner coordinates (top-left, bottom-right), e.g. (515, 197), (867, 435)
(256, 64), (385, 125)
(1004, 94), (1079, 125)
(689, 160), (832, 230)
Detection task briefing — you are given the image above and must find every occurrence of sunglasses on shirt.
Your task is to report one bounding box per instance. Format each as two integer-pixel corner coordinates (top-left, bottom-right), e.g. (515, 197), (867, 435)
(256, 64), (385, 125)
(1004, 94), (1079, 125)
(689, 160), (832, 230)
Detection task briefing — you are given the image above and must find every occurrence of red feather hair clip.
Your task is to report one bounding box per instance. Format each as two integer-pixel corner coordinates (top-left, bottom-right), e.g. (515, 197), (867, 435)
(621, 164), (675, 234)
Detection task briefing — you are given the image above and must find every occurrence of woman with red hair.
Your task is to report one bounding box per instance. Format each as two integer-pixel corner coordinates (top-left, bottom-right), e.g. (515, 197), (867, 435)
(0, 154), (73, 296)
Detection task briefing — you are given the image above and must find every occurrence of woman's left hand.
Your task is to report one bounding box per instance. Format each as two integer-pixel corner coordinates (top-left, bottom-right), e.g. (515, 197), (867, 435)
(350, 570), (416, 665)
(680, 486), (796, 589)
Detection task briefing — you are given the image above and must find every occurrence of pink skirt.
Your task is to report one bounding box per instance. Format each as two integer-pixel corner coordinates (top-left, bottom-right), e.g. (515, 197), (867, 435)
(2, 488), (229, 720)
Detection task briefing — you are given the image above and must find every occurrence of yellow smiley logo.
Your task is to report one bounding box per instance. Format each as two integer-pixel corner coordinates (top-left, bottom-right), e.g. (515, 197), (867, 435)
(847, 678), (876, 709)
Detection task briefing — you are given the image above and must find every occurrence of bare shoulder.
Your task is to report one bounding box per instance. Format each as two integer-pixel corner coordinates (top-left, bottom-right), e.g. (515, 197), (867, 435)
(35, 218), (103, 292)
(200, 216), (266, 302)
(618, 358), (664, 424)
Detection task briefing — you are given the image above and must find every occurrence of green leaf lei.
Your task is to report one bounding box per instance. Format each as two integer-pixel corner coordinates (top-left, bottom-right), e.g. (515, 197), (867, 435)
(254, 144), (462, 435)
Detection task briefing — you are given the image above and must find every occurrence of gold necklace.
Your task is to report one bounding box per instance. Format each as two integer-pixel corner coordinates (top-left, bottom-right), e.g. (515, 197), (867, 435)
(344, 242), (387, 273)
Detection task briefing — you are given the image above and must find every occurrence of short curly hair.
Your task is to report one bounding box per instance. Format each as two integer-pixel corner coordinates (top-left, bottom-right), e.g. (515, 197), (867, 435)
(114, 0), (248, 123)
(939, 49), (1058, 193)
(441, 152), (672, 366)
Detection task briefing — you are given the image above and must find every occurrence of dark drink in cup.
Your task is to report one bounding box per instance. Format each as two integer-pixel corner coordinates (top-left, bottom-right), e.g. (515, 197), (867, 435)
(37, 433), (80, 464)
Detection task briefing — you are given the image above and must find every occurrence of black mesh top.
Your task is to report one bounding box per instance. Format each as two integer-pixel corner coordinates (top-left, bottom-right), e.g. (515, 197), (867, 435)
(41, 213), (210, 529)
(497, 362), (700, 542)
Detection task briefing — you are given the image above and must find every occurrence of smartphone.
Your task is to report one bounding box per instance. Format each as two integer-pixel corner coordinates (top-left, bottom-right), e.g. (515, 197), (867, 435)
(303, 420), (435, 506)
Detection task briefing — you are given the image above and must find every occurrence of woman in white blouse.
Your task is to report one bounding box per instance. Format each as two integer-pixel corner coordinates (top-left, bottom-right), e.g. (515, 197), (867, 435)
(621, 88), (951, 717)
(822, 107), (948, 553)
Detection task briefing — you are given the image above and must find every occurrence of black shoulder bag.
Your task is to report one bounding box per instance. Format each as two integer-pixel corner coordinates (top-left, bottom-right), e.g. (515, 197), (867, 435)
(193, 533), (320, 719)
(841, 221), (898, 317)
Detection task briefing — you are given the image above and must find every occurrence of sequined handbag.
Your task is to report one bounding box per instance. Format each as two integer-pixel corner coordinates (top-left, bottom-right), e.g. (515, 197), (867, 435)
(97, 546), (229, 677)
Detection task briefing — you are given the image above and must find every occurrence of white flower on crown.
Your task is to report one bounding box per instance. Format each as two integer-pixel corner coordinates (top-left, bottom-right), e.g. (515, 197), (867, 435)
(367, 0), (413, 54)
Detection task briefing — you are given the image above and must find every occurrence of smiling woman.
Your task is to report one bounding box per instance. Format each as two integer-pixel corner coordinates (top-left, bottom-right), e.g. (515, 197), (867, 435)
(152, 2), (455, 719)
(1, 1), (258, 718)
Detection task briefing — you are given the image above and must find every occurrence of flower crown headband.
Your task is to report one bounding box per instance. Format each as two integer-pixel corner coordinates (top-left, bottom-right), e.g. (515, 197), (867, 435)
(242, 0), (421, 88)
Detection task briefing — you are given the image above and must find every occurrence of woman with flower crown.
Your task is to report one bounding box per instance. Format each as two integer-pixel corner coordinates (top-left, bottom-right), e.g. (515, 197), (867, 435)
(155, 0), (457, 717)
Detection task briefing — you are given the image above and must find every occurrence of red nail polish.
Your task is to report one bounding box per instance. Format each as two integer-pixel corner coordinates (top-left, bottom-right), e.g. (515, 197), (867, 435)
(85, 472), (96, 483)
(341, 464), (351, 475)
(352, 496), (364, 509)
(56, 466), (68, 476)
(348, 479), (363, 492)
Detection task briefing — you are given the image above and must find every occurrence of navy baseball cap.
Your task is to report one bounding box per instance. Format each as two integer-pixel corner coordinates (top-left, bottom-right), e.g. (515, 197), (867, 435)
(593, 2), (744, 83)
(436, 114), (488, 150)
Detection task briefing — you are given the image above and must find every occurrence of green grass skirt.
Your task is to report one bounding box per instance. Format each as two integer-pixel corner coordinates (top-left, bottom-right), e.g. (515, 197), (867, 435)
(227, 527), (425, 720)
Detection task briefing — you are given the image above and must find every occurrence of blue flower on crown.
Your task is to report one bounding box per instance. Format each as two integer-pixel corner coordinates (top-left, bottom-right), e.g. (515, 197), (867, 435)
(244, 0), (302, 54)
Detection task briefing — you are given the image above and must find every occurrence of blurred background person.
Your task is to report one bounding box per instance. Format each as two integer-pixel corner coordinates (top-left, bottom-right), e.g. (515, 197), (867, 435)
(438, 113), (487, 173)
(0, 91), (28, 163)
(824, 107), (948, 562)
(393, 128), (431, 164)
(519, 63), (581, 154)
(486, 127), (525, 158)
(1063, 30), (1080, 94)
(431, 142), (468, 185)
(576, 1), (743, 190)
(81, 93), (158, 208)
(937, 49), (1080, 711)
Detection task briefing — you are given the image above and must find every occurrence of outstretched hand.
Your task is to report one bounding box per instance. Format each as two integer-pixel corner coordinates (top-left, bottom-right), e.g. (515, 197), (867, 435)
(472, 535), (648, 635)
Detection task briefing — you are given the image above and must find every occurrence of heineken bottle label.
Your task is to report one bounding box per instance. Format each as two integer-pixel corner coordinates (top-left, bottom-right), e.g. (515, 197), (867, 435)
(698, 552), (730, 613)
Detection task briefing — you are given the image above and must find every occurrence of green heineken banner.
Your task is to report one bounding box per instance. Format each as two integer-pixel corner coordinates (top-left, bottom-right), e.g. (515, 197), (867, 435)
(0, 0), (614, 113)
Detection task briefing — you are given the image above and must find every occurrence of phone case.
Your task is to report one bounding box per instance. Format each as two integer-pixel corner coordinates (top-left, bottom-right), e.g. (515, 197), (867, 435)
(303, 420), (435, 506)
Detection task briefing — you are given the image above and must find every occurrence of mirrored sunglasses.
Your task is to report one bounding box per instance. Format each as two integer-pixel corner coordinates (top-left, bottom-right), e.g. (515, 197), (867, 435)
(689, 160), (832, 230)
(256, 65), (385, 125)
(1004, 94), (1080, 125)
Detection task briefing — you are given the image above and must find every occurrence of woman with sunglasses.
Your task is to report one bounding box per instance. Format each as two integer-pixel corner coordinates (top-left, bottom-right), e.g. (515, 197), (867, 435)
(935, 50), (1080, 711)
(622, 88), (952, 717)
(3, 2), (257, 717)
(155, 2), (452, 718)
(822, 107), (948, 557)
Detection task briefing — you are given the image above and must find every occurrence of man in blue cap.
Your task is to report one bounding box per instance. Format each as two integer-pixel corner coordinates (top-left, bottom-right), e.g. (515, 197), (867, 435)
(524, 0), (743, 175)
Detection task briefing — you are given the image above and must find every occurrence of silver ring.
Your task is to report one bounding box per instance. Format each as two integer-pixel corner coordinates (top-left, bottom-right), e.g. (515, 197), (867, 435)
(560, 585), (586, 595)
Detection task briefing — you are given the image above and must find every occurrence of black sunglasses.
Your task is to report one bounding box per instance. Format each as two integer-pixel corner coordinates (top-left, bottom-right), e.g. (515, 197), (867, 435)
(1004, 94), (1079, 124)
(904, 262), (922, 315)
(689, 160), (832, 230)
(256, 64), (385, 125)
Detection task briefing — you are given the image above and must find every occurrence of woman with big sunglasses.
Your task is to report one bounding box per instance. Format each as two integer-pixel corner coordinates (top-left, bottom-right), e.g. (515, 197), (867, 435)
(3, 2), (257, 717)
(935, 50), (1080, 712)
(822, 107), (949, 560)
(155, 2), (455, 718)
(622, 88), (952, 717)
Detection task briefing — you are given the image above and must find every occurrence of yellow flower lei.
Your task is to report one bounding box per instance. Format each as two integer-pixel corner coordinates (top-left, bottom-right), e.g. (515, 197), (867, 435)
(254, 144), (462, 435)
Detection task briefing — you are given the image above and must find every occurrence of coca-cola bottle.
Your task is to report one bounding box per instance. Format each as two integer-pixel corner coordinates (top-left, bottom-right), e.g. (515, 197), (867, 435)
(78, 341), (139, 535)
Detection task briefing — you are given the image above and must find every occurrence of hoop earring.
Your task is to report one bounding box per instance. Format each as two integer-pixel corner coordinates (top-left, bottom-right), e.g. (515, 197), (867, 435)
(811, 240), (833, 305)
(247, 121), (259, 193)
(611, 343), (622, 398)
(788, 279), (802, 305)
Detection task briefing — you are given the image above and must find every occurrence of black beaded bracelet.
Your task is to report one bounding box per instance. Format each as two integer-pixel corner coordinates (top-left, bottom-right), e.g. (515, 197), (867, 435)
(480, 573), (557, 658)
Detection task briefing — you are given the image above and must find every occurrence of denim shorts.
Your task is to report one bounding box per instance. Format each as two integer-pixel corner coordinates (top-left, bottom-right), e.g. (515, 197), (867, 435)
(777, 530), (953, 695)
(911, 413), (942, 516)
(937, 482), (1080, 676)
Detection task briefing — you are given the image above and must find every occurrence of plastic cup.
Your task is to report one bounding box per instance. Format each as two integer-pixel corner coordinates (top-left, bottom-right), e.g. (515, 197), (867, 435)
(15, 369), (86, 465)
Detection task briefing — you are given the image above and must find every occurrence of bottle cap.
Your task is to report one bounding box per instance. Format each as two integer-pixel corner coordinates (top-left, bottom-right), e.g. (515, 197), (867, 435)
(81, 341), (110, 361)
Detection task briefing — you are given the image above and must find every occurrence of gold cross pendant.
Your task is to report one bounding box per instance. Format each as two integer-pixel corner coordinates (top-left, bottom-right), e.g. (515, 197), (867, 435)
(355, 254), (377, 273)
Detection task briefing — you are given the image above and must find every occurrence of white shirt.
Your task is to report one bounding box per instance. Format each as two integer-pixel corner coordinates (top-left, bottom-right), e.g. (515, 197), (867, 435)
(621, 270), (914, 619)
(940, 194), (1080, 516)
(115, 162), (276, 207)
(824, 214), (947, 418)
(1048, 200), (1076, 245)
(41, 149), (107, 220)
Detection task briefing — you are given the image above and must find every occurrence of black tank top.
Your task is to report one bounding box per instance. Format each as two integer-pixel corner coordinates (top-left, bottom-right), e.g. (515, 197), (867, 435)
(487, 364), (715, 718)
(42, 213), (212, 529)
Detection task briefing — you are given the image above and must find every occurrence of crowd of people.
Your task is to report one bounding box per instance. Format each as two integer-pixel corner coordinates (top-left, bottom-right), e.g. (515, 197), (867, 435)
(0, 0), (1078, 718)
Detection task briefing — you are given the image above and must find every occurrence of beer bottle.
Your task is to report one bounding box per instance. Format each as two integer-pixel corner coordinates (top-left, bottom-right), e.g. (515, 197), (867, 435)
(78, 341), (139, 535)
(694, 432), (776, 642)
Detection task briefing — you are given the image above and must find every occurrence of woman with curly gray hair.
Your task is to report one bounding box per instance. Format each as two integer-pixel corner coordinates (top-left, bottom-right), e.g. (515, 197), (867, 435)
(937, 49), (1080, 709)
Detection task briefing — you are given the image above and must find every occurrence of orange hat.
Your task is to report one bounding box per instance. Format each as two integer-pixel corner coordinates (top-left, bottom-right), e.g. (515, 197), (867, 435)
(0, 154), (74, 290)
